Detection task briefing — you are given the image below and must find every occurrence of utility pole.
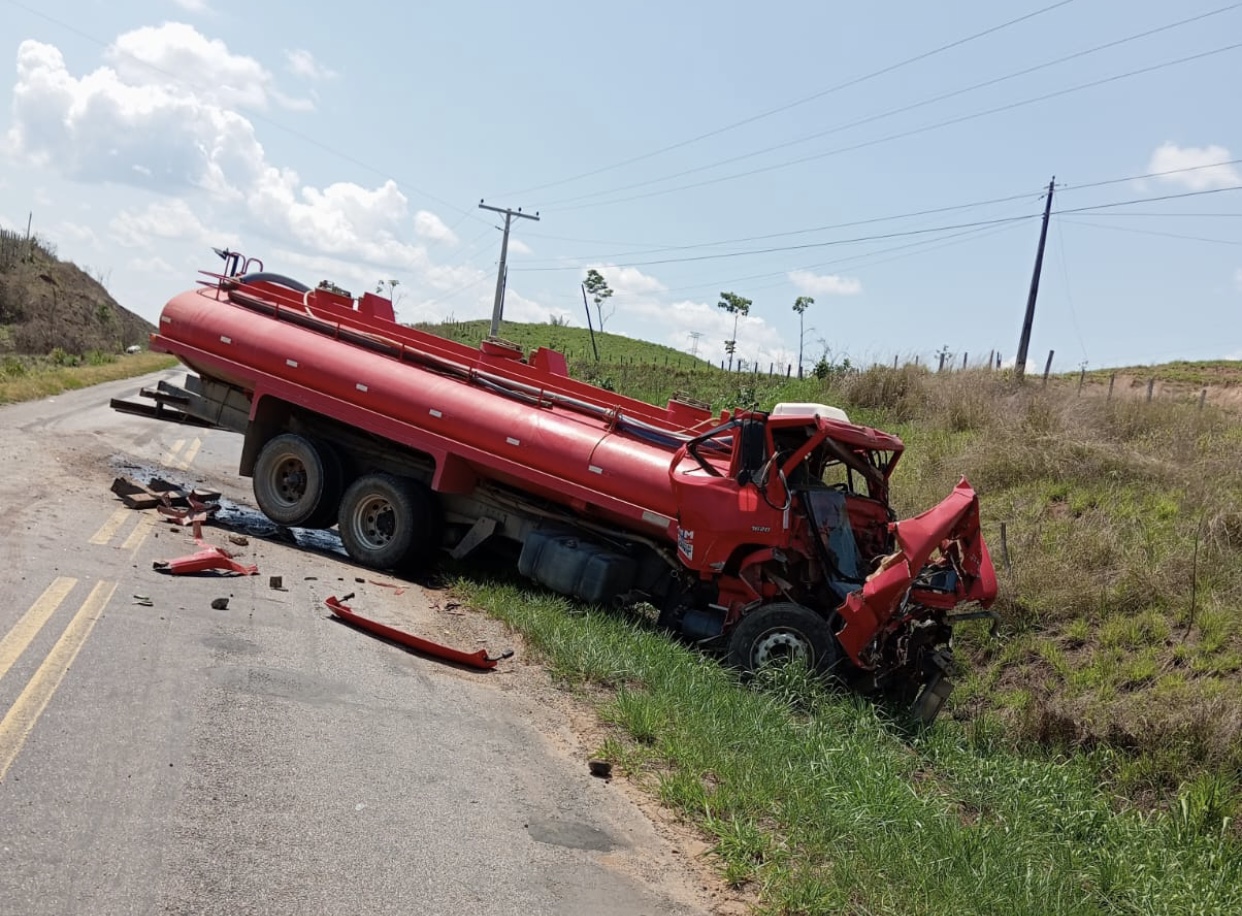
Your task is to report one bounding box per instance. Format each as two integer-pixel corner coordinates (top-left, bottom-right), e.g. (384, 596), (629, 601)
(1014, 177), (1055, 382)
(479, 200), (539, 338)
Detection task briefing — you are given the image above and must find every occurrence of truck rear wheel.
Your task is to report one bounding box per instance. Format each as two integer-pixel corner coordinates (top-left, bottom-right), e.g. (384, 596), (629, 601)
(253, 434), (341, 528)
(726, 602), (841, 677)
(338, 473), (438, 571)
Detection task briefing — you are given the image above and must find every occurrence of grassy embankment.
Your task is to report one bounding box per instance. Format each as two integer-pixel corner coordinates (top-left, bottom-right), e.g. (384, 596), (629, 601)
(0, 349), (177, 405)
(422, 321), (1241, 914)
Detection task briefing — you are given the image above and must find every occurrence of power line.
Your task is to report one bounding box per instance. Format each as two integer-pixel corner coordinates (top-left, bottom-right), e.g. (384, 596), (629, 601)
(497, 0), (1078, 198)
(543, 41), (1242, 213)
(1057, 215), (1242, 246)
(518, 158), (1242, 258)
(538, 4), (1242, 209)
(520, 191), (1043, 264)
(513, 185), (1242, 273)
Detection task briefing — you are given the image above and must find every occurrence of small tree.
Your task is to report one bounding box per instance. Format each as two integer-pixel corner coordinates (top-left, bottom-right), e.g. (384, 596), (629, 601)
(717, 291), (752, 371)
(375, 279), (402, 304)
(792, 295), (813, 379)
(583, 269), (614, 330)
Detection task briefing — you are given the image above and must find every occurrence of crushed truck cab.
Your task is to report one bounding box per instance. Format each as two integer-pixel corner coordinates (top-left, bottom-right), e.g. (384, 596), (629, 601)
(114, 251), (997, 722)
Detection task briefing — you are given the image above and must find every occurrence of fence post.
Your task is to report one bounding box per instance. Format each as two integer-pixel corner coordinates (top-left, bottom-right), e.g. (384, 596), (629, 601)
(1107, 373), (1115, 400)
(893, 355), (898, 369)
(987, 349), (994, 370)
(999, 522), (1012, 573)
(1199, 388), (1208, 411)
(1042, 349), (1054, 386)
(1146, 378), (1155, 403)
(1077, 367), (1085, 395)
(914, 355), (919, 366)
(786, 364), (791, 377)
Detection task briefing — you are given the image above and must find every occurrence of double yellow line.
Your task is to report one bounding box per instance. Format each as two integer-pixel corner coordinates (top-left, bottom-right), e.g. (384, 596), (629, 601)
(0, 577), (117, 781)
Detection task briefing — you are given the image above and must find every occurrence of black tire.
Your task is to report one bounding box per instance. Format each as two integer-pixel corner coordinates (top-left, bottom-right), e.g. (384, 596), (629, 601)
(253, 434), (339, 527)
(726, 602), (841, 676)
(337, 473), (439, 571)
(303, 441), (343, 529)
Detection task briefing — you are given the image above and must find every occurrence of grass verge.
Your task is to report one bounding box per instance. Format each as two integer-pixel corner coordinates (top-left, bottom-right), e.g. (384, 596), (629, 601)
(459, 578), (1240, 915)
(0, 350), (177, 405)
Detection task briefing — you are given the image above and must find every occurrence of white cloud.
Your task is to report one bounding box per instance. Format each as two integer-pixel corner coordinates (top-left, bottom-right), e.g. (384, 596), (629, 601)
(788, 269), (862, 296)
(172, 0), (212, 12)
(285, 49), (336, 81)
(587, 263), (666, 295)
(413, 210), (458, 244)
(129, 255), (175, 272)
(1147, 143), (1241, 191)
(110, 198), (237, 249)
(57, 221), (101, 247)
(508, 238), (532, 256)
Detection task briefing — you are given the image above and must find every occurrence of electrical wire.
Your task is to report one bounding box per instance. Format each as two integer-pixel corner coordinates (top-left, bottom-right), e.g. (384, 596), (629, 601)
(497, 0), (1079, 198)
(513, 186), (1242, 273)
(1056, 215), (1242, 246)
(542, 42), (1242, 213)
(537, 4), (1242, 209)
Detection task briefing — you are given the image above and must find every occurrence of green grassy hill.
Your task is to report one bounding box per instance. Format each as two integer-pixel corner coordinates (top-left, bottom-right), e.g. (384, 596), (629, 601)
(413, 317), (714, 370)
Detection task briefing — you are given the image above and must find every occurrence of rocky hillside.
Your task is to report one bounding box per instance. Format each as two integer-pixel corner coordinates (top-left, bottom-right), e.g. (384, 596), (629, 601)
(0, 228), (154, 355)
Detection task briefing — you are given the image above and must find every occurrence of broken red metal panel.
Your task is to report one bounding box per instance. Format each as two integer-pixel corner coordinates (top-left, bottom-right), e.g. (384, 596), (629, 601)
(835, 478), (997, 666)
(326, 595), (512, 671)
(153, 545), (258, 576)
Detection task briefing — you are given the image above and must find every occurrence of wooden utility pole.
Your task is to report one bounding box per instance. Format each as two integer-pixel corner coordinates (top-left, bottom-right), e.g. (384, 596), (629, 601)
(1014, 177), (1055, 382)
(479, 201), (539, 338)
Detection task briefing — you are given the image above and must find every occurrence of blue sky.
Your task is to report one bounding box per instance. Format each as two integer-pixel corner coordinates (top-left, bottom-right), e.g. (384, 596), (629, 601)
(1, 0), (1239, 371)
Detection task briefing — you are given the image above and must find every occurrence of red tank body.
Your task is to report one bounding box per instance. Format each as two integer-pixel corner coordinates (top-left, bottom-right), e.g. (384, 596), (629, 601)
(154, 280), (717, 541)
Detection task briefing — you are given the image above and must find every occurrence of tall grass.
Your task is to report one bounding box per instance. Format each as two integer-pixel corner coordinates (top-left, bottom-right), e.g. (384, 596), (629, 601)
(0, 350), (177, 404)
(461, 580), (1241, 915)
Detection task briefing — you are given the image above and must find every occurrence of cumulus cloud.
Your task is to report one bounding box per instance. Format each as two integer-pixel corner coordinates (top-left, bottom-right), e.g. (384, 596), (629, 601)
(507, 238), (533, 256)
(106, 23), (277, 109)
(1147, 143), (1241, 191)
(129, 255), (175, 272)
(172, 0), (212, 12)
(586, 263), (666, 295)
(413, 210), (458, 244)
(285, 49), (336, 81)
(788, 269), (862, 296)
(110, 198), (237, 249)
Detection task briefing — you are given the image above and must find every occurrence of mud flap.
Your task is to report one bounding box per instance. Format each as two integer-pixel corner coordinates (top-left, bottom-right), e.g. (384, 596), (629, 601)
(912, 671), (954, 725)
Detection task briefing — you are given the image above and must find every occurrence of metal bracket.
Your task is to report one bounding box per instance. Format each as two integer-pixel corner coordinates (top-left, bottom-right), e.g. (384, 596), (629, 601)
(449, 516), (497, 560)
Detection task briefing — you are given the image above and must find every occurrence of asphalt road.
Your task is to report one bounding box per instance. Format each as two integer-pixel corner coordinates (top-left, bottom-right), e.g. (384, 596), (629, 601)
(0, 371), (710, 915)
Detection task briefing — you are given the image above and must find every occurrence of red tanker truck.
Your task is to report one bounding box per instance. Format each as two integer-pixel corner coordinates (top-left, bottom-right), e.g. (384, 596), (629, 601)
(115, 250), (997, 722)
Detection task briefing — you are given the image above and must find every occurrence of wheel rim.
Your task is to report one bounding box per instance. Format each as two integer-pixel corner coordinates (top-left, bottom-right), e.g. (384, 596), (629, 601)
(272, 455), (308, 507)
(351, 494), (396, 550)
(752, 627), (814, 668)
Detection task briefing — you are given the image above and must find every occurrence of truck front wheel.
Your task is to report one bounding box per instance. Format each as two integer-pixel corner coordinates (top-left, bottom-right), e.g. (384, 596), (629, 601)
(726, 602), (841, 677)
(253, 434), (341, 528)
(338, 473), (438, 571)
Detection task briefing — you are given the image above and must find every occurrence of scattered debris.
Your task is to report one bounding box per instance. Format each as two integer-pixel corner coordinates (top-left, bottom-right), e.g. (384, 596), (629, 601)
(133, 595), (154, 607)
(368, 579), (407, 596)
(588, 760), (613, 779)
(111, 475), (221, 510)
(228, 534), (250, 547)
(154, 545), (258, 576)
(326, 594), (513, 671)
(210, 597), (230, 610)
(269, 575), (284, 590)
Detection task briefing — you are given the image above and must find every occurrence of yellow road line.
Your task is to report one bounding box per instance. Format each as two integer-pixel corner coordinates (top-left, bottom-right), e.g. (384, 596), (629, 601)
(0, 579), (116, 782)
(161, 438), (186, 466)
(122, 513), (158, 554)
(176, 437), (202, 471)
(89, 508), (131, 546)
(0, 577), (77, 684)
